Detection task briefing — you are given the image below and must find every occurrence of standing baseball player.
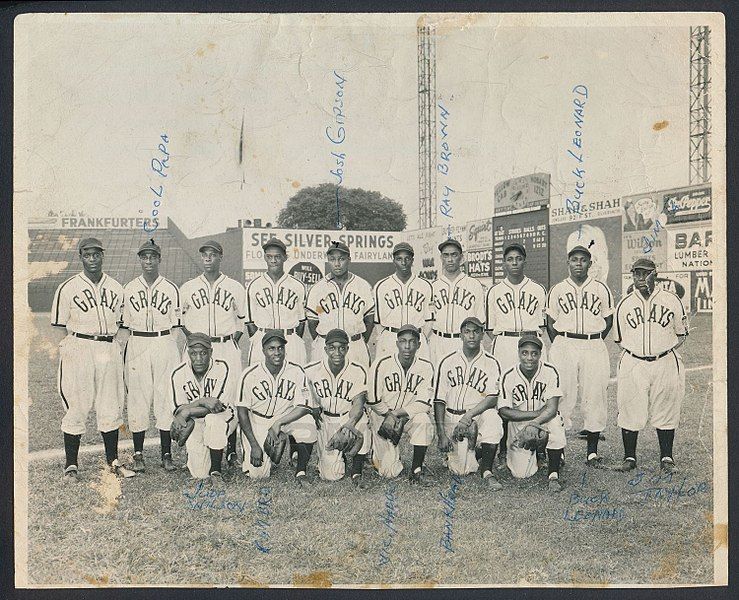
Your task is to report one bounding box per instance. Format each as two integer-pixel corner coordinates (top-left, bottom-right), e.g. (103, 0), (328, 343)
(51, 237), (135, 479)
(434, 317), (504, 490)
(122, 239), (182, 472)
(236, 330), (317, 484)
(366, 324), (435, 483)
(429, 239), (485, 364)
(245, 237), (307, 366)
(612, 258), (688, 473)
(372, 242), (433, 361)
(180, 240), (244, 466)
(546, 245), (614, 466)
(306, 241), (375, 369)
(304, 329), (372, 487)
(497, 334), (566, 492)
(169, 333), (236, 481)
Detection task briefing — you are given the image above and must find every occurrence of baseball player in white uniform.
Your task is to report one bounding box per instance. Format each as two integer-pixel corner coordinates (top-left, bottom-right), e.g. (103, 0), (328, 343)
(245, 237), (307, 366)
(366, 324), (435, 483)
(430, 239), (485, 364)
(434, 317), (504, 489)
(51, 237), (135, 479)
(546, 244), (614, 466)
(372, 242), (433, 361)
(180, 240), (245, 466)
(498, 334), (566, 492)
(122, 239), (182, 472)
(170, 333), (236, 480)
(236, 330), (318, 483)
(612, 258), (688, 474)
(304, 329), (372, 486)
(306, 241), (375, 369)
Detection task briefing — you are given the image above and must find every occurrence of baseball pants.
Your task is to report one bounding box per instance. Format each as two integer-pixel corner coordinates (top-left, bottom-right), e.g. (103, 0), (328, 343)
(247, 330), (307, 366)
(316, 413), (372, 481)
(443, 409), (503, 475)
(311, 337), (370, 370)
(616, 350), (685, 431)
(506, 413), (566, 479)
(241, 411), (318, 479)
(429, 333), (461, 366)
(124, 334), (181, 432)
(491, 334), (548, 374)
(549, 336), (609, 432)
(57, 335), (124, 435)
(368, 410), (434, 477)
(374, 329), (430, 363)
(186, 406), (237, 479)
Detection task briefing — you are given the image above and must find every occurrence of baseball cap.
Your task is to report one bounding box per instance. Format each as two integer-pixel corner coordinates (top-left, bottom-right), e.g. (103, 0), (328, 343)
(438, 238), (463, 253)
(199, 240), (224, 254)
(261, 329), (288, 346)
(518, 332), (543, 350)
(460, 316), (485, 331)
(137, 239), (161, 256)
(396, 324), (421, 339)
(567, 245), (592, 259)
(324, 328), (350, 345)
(503, 242), (527, 258)
(186, 332), (212, 349)
(392, 242), (415, 256)
(78, 237), (104, 254)
(262, 237), (287, 254)
(326, 240), (351, 256)
(631, 258), (657, 272)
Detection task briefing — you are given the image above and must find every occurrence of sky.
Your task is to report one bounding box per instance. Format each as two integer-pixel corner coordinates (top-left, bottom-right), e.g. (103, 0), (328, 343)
(15, 13), (700, 237)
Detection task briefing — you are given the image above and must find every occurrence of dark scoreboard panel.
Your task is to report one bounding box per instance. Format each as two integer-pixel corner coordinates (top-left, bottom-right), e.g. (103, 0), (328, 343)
(492, 209), (549, 287)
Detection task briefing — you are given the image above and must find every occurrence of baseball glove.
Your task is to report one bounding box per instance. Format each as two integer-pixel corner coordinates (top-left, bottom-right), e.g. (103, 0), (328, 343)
(263, 430), (288, 464)
(328, 424), (364, 457)
(452, 418), (479, 445)
(378, 413), (408, 446)
(170, 418), (195, 447)
(515, 423), (549, 451)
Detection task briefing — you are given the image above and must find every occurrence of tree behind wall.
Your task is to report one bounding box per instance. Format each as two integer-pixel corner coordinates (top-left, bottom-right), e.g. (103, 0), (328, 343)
(277, 183), (407, 231)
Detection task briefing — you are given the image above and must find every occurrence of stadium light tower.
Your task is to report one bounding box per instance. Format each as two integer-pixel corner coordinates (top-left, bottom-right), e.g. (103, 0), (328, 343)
(418, 20), (437, 229)
(689, 26), (711, 185)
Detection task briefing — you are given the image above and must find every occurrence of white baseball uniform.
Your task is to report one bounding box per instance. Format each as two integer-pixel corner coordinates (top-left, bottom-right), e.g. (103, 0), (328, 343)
(306, 273), (374, 368)
(613, 289), (688, 431)
(122, 275), (182, 432)
(170, 358), (236, 479)
(486, 276), (548, 372)
(52, 272), (125, 435)
(304, 359), (371, 481)
(245, 273), (307, 365)
(367, 354), (435, 477)
(434, 349), (503, 475)
(498, 362), (566, 479)
(236, 361), (318, 479)
(546, 277), (614, 432)
(429, 273), (485, 364)
(373, 274), (433, 361)
(180, 273), (246, 376)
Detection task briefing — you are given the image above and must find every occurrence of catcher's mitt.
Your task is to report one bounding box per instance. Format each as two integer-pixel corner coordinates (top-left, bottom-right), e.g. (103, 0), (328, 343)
(515, 423), (549, 451)
(263, 430), (288, 464)
(377, 413), (408, 446)
(328, 425), (364, 457)
(452, 418), (479, 445)
(170, 418), (195, 447)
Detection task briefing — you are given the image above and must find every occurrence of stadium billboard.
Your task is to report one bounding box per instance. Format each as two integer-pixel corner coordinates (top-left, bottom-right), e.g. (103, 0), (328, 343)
(493, 173), (550, 216)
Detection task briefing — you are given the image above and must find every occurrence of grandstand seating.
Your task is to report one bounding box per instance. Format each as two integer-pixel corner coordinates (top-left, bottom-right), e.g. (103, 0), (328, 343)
(28, 229), (201, 312)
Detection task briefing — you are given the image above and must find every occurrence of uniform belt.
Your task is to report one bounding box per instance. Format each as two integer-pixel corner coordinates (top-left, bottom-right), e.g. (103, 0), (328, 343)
(499, 331), (528, 337)
(130, 330), (171, 337)
(210, 334), (235, 343)
(72, 332), (114, 342)
(384, 326), (401, 333)
(624, 348), (673, 362)
(446, 407), (467, 416)
(323, 410), (349, 418)
(318, 333), (363, 342)
(258, 327), (297, 336)
(560, 332), (602, 340)
(433, 330), (460, 339)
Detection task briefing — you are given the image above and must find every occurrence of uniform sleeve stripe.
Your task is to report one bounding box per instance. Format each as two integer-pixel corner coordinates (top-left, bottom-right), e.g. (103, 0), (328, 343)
(215, 359), (230, 398)
(52, 275), (76, 325)
(171, 363), (187, 410)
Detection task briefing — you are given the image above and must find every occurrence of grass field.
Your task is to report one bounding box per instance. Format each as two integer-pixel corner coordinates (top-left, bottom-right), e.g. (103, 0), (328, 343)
(22, 313), (716, 586)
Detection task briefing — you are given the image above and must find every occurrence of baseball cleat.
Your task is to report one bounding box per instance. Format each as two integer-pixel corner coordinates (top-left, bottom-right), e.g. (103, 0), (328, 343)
(132, 452), (146, 472)
(295, 471), (313, 487)
(548, 476), (563, 493)
(289, 451), (298, 468)
(209, 470), (232, 484)
(613, 458), (637, 472)
(111, 459), (136, 478)
(64, 465), (79, 481)
(226, 451), (240, 468)
(660, 457), (677, 473)
(161, 453), (177, 472)
(351, 474), (366, 490)
(586, 453), (605, 468)
(409, 468), (432, 487)
(483, 471), (503, 491)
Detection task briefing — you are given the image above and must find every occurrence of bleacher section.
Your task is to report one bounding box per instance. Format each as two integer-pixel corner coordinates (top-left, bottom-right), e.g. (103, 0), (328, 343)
(28, 229), (201, 312)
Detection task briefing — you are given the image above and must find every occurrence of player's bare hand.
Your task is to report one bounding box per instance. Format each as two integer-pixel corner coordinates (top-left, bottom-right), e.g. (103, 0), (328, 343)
(267, 424), (282, 440)
(250, 445), (264, 468)
(172, 413), (188, 429)
(437, 433), (453, 452)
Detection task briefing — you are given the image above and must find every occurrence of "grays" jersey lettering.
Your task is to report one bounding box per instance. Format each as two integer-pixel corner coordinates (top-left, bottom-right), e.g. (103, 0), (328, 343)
(557, 291), (602, 316)
(446, 366), (488, 394)
(432, 287), (474, 311)
(624, 304), (674, 329)
(73, 288), (119, 312)
(128, 289), (172, 314)
(254, 286), (299, 310)
(318, 291), (366, 315)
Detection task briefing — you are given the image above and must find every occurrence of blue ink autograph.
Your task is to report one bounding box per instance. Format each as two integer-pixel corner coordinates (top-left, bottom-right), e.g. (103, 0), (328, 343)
(565, 86), (588, 240)
(378, 481), (399, 567)
(326, 70), (347, 228)
(143, 133), (169, 233)
(437, 101), (454, 238)
(182, 479), (247, 513)
(253, 486), (273, 554)
(439, 474), (463, 552)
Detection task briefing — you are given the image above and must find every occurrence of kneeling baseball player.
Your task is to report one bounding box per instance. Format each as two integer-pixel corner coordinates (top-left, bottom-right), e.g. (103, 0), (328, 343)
(367, 324), (435, 484)
(305, 329), (372, 487)
(434, 317), (504, 490)
(497, 334), (566, 493)
(236, 330), (318, 484)
(169, 333), (237, 481)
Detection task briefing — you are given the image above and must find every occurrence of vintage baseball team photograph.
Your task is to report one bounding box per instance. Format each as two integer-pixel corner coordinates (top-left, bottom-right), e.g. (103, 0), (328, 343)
(13, 11), (726, 589)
